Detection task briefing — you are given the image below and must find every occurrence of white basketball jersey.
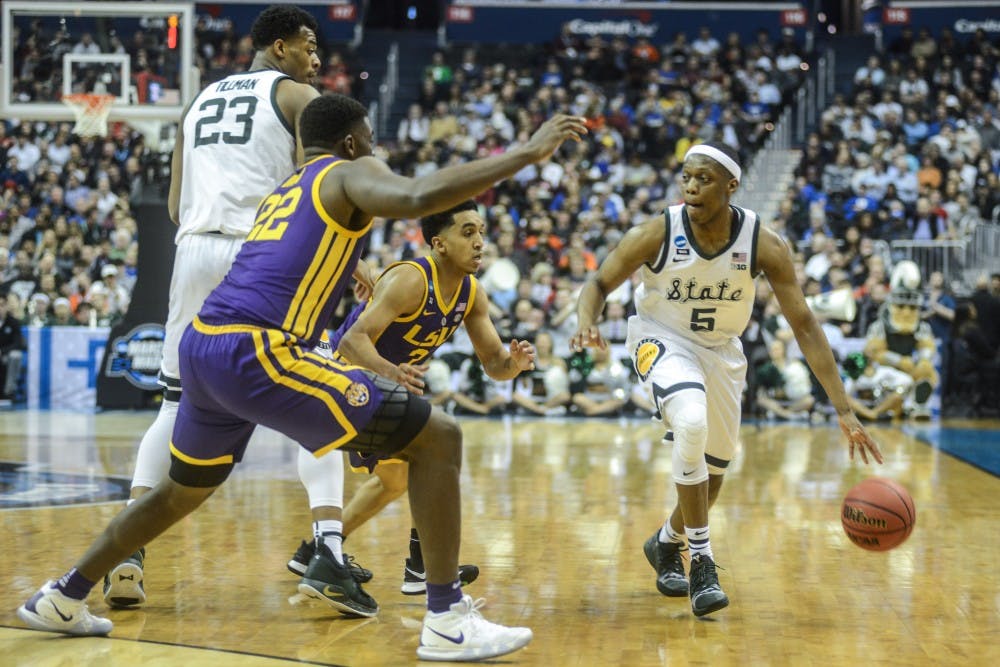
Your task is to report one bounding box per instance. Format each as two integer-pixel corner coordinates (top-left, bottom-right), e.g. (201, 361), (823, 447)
(177, 69), (297, 240)
(634, 203), (759, 347)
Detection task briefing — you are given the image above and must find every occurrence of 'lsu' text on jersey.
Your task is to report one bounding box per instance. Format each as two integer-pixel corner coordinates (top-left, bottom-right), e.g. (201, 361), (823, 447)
(634, 204), (759, 347)
(178, 69), (297, 240)
(331, 256), (478, 366)
(198, 156), (370, 348)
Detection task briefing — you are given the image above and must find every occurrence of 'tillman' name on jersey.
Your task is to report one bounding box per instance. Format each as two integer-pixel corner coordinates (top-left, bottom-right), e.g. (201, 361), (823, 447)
(215, 78), (259, 93)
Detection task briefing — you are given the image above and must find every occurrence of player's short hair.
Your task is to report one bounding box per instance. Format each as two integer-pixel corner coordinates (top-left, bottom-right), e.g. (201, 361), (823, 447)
(299, 94), (368, 151)
(251, 5), (318, 50)
(421, 200), (479, 244)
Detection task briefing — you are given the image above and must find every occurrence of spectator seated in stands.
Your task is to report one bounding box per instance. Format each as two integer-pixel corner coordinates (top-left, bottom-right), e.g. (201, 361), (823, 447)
(568, 346), (631, 417)
(843, 352), (912, 422)
(754, 339), (816, 421)
(511, 331), (570, 416)
(451, 356), (510, 416)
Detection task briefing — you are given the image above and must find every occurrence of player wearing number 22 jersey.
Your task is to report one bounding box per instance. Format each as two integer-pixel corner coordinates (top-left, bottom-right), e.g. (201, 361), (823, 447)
(171, 156), (400, 469)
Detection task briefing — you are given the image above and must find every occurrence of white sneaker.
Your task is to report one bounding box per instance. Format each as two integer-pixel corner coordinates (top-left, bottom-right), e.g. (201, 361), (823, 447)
(417, 595), (532, 662)
(17, 580), (113, 636)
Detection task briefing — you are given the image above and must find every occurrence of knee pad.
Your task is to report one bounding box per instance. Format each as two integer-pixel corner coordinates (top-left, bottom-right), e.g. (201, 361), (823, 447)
(672, 445), (709, 485)
(671, 402), (708, 465)
(298, 446), (345, 509)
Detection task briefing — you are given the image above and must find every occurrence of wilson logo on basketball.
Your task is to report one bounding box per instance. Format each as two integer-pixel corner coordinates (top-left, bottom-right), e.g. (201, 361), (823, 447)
(842, 506), (888, 529)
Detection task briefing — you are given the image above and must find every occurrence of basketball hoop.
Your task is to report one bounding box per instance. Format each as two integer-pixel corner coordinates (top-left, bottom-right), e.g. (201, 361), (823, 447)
(62, 93), (117, 138)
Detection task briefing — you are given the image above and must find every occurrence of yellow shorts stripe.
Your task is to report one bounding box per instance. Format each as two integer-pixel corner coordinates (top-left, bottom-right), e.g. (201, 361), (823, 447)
(252, 330), (357, 456)
(169, 441), (234, 466)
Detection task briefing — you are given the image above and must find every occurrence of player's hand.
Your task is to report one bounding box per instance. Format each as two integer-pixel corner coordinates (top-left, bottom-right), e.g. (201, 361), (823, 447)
(570, 325), (607, 352)
(353, 279), (372, 301)
(393, 363), (427, 396)
(352, 260), (377, 301)
(838, 411), (883, 465)
(509, 339), (536, 372)
(523, 115), (589, 162)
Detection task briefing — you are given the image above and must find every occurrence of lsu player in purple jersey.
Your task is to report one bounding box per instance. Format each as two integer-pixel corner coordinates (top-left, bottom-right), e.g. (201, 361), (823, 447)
(101, 5), (377, 616)
(286, 200), (537, 595)
(19, 94), (586, 662)
(571, 141), (882, 618)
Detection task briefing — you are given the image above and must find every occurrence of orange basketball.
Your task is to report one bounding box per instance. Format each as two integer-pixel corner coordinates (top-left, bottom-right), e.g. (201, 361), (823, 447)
(841, 477), (916, 551)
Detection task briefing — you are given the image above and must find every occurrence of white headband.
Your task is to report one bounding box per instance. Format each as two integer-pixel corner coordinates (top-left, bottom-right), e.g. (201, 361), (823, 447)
(684, 145), (742, 183)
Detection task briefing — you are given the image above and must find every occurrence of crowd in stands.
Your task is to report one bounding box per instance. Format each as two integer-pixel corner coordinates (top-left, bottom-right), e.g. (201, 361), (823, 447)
(2, 15), (998, 417)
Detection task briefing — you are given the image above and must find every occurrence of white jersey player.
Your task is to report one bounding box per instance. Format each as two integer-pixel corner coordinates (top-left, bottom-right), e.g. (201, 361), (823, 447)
(104, 6), (374, 615)
(572, 141), (882, 618)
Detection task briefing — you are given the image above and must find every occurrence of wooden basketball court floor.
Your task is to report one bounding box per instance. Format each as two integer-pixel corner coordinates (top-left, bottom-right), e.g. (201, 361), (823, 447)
(1, 410), (997, 666)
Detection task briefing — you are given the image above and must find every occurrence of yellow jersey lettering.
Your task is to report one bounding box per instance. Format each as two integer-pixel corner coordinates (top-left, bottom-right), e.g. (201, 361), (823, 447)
(248, 188), (301, 242)
(403, 324), (458, 349)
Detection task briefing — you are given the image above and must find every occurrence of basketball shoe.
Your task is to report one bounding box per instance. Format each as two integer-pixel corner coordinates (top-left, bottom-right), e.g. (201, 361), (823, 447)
(287, 539), (373, 583)
(402, 558), (480, 595)
(642, 530), (688, 597)
(688, 553), (729, 617)
(102, 548), (146, 608)
(417, 595), (532, 662)
(17, 581), (113, 636)
(298, 539), (379, 617)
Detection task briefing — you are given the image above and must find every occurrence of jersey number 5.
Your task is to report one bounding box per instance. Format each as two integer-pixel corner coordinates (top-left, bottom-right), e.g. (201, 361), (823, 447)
(194, 96), (257, 146)
(690, 307), (716, 332)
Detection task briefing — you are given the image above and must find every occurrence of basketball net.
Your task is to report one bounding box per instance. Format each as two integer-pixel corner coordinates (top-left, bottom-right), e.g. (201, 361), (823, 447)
(62, 93), (117, 138)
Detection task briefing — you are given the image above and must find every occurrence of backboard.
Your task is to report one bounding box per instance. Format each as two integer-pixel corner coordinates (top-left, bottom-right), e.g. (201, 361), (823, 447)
(1, 1), (196, 122)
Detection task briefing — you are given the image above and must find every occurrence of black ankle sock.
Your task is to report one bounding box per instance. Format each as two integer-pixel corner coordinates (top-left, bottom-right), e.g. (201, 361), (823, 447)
(408, 528), (423, 569)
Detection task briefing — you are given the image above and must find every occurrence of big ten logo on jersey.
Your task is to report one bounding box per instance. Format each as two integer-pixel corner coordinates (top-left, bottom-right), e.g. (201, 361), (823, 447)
(249, 171), (304, 242)
(730, 251), (748, 271)
(403, 321), (460, 364)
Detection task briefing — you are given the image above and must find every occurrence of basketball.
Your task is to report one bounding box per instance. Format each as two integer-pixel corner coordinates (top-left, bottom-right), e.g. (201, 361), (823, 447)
(841, 478), (916, 551)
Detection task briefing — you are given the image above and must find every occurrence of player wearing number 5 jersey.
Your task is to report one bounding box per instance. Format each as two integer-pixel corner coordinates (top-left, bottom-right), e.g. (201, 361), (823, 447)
(571, 141), (883, 618)
(101, 6), (375, 615)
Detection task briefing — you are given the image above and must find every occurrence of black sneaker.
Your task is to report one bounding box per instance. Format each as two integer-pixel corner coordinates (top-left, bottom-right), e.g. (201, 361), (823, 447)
(287, 539), (373, 583)
(298, 542), (379, 618)
(103, 547), (146, 608)
(688, 553), (729, 617)
(401, 558), (480, 595)
(642, 531), (688, 597)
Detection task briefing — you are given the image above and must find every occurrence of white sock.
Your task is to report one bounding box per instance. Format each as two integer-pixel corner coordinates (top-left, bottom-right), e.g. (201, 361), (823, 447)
(659, 523), (685, 545)
(685, 526), (712, 559)
(314, 520), (344, 563)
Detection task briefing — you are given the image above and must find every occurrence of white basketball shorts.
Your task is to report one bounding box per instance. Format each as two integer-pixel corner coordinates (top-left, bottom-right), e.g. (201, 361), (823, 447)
(161, 233), (246, 382)
(626, 316), (747, 471)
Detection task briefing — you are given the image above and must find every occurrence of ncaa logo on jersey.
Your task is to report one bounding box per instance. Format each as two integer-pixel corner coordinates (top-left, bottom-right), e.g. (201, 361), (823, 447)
(105, 323), (165, 391)
(345, 382), (370, 407)
(634, 339), (665, 382)
(674, 235), (687, 248)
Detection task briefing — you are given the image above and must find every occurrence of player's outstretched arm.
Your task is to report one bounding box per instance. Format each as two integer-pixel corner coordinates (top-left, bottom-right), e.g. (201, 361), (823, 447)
(338, 263), (428, 395)
(757, 226), (883, 464)
(465, 290), (535, 380)
(571, 217), (663, 352)
(341, 115), (587, 220)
